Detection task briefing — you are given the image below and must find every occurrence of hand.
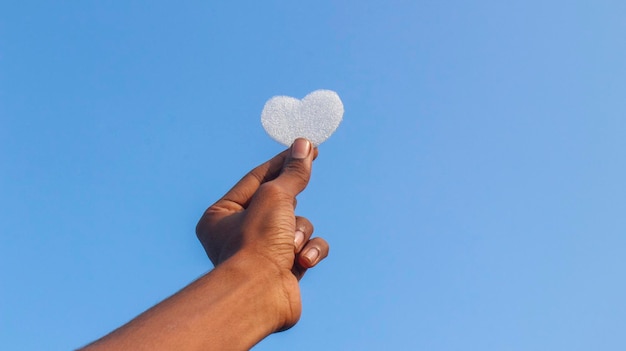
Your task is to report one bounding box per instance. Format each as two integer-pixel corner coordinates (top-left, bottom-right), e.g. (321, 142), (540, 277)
(79, 139), (330, 351)
(195, 138), (330, 331)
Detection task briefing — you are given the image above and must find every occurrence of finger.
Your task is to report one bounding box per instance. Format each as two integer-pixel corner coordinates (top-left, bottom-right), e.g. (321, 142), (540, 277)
(272, 138), (315, 198)
(214, 149), (289, 211)
(294, 216), (314, 253)
(297, 237), (329, 269)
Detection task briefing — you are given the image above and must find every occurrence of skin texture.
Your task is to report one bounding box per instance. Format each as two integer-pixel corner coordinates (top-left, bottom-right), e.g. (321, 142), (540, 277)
(80, 138), (329, 351)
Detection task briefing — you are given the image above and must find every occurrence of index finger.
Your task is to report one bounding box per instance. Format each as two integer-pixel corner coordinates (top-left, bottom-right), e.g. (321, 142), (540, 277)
(213, 149), (289, 211)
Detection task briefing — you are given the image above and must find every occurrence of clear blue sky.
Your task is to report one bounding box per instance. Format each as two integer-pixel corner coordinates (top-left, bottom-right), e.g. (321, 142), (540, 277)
(2, 1), (626, 350)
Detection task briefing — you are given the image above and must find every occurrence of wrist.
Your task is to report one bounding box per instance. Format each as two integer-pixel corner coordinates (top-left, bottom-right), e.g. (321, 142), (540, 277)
(225, 250), (301, 332)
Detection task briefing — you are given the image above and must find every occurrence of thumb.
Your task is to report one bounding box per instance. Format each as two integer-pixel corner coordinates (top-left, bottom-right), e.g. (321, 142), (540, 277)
(272, 138), (317, 197)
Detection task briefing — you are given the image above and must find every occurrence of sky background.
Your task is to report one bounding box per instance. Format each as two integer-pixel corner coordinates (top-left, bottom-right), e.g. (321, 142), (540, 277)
(2, 1), (626, 350)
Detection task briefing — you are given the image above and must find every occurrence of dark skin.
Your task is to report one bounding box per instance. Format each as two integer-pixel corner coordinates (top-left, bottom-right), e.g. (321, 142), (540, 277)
(81, 138), (329, 350)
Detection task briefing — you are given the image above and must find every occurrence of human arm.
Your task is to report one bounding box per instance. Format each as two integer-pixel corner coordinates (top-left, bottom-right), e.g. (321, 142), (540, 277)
(80, 138), (329, 350)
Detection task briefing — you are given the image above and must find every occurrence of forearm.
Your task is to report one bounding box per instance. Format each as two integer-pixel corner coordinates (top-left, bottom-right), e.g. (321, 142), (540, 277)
(80, 254), (285, 351)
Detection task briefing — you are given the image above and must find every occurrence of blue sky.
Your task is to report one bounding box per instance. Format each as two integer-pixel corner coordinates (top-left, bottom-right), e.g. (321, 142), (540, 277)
(2, 1), (626, 350)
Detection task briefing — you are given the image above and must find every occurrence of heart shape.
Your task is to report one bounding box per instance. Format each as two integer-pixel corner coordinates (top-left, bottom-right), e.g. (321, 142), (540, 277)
(261, 89), (344, 146)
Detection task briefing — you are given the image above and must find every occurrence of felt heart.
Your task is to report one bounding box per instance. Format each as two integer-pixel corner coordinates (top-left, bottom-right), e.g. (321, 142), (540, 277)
(261, 89), (344, 146)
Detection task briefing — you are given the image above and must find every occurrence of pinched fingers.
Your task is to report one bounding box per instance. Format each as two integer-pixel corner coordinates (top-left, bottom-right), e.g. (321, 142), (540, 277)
(211, 149), (289, 212)
(273, 138), (315, 198)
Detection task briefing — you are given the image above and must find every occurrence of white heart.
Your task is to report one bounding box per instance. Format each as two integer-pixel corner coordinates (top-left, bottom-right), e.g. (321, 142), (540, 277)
(261, 89), (344, 146)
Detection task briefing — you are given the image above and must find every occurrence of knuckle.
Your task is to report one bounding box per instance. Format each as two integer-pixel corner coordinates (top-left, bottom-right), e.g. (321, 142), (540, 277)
(258, 181), (294, 203)
(296, 216), (313, 231)
(248, 169), (265, 184)
(258, 181), (285, 196)
(283, 161), (310, 184)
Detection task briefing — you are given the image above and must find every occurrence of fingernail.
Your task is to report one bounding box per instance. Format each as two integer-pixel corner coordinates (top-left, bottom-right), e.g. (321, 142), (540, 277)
(291, 138), (311, 159)
(304, 247), (320, 263)
(294, 230), (305, 248)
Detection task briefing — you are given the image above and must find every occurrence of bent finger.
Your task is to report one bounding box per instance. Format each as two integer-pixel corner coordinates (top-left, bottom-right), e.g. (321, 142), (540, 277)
(297, 237), (330, 269)
(214, 149), (289, 211)
(272, 138), (316, 198)
(294, 216), (314, 253)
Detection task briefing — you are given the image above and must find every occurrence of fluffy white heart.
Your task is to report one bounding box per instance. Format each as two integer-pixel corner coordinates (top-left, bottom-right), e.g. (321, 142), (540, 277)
(261, 89), (344, 146)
